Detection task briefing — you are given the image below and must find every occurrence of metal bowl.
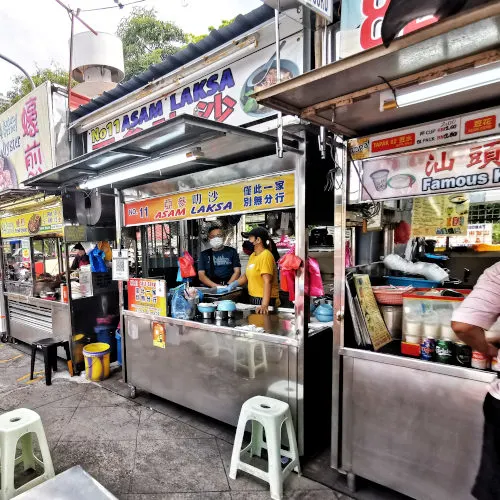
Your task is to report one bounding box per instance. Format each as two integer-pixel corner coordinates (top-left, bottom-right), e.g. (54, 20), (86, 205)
(215, 310), (228, 321)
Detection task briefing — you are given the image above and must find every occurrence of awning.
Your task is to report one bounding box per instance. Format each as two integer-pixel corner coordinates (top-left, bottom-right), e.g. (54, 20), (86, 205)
(254, 3), (500, 137)
(0, 189), (41, 207)
(24, 115), (300, 190)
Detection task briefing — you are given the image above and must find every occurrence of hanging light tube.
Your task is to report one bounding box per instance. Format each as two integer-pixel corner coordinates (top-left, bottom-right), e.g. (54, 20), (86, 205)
(395, 61), (500, 107)
(79, 151), (200, 190)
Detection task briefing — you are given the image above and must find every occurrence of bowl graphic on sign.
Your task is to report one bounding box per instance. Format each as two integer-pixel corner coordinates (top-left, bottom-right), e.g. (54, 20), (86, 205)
(387, 174), (416, 189)
(370, 169), (390, 191)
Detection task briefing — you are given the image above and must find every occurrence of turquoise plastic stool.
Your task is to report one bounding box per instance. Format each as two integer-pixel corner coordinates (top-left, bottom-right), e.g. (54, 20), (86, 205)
(229, 396), (301, 500)
(0, 408), (55, 500)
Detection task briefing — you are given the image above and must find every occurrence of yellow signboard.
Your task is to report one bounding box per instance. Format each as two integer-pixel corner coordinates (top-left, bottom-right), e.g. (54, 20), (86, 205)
(128, 278), (167, 316)
(124, 173), (295, 225)
(412, 194), (469, 237)
(1, 206), (63, 238)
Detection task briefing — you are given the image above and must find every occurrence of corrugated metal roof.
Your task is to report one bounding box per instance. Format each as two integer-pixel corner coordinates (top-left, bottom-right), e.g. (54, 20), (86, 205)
(71, 4), (275, 120)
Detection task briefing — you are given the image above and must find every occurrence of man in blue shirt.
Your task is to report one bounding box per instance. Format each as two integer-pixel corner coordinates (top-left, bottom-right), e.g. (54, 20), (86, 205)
(198, 226), (241, 287)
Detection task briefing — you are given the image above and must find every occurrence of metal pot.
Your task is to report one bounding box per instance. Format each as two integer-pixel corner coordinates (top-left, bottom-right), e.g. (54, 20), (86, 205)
(380, 305), (403, 339)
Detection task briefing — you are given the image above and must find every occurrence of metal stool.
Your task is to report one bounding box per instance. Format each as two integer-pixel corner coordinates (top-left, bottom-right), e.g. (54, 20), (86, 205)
(0, 408), (55, 500)
(229, 396), (301, 500)
(30, 338), (73, 386)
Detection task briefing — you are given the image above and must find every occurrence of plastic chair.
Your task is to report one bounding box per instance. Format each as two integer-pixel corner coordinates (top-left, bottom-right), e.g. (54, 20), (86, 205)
(0, 408), (55, 500)
(229, 396), (301, 500)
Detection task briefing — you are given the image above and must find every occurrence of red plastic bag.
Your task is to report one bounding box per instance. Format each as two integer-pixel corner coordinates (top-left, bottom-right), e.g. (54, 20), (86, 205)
(278, 248), (303, 301)
(305, 257), (324, 297)
(178, 251), (196, 278)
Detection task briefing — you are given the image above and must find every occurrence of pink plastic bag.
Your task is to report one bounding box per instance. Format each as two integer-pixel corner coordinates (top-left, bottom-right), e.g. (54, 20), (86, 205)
(305, 257), (324, 297)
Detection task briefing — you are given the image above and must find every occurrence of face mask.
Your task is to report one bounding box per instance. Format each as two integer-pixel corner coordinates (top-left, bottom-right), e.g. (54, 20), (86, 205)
(209, 237), (224, 249)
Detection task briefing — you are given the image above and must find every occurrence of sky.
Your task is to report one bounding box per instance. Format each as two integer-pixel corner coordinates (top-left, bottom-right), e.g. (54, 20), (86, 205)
(0, 0), (262, 95)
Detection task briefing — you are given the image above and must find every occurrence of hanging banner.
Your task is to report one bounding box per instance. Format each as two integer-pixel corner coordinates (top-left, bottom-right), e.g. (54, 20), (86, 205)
(0, 206), (63, 238)
(128, 278), (167, 316)
(124, 173), (295, 226)
(349, 106), (500, 160)
(360, 136), (500, 200)
(87, 34), (303, 151)
(411, 194), (470, 237)
(0, 82), (55, 191)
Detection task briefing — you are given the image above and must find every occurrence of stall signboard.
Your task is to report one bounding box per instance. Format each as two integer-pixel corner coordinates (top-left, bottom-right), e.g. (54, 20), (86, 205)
(128, 278), (167, 316)
(87, 34), (303, 151)
(411, 194), (469, 237)
(0, 206), (63, 238)
(338, 0), (437, 59)
(353, 274), (392, 351)
(360, 136), (500, 201)
(349, 106), (500, 160)
(0, 82), (55, 191)
(298, 0), (334, 22)
(124, 173), (295, 226)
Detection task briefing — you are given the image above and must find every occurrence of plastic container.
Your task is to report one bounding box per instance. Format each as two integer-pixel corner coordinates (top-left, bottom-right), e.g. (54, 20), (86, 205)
(72, 333), (86, 365)
(94, 326), (117, 362)
(115, 330), (122, 366)
(385, 276), (441, 288)
(83, 342), (110, 381)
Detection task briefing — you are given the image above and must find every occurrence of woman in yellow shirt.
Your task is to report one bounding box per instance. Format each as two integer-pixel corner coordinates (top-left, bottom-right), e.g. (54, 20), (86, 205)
(228, 227), (279, 314)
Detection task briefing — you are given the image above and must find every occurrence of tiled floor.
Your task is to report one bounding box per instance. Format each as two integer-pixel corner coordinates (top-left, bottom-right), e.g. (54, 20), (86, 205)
(0, 341), (406, 499)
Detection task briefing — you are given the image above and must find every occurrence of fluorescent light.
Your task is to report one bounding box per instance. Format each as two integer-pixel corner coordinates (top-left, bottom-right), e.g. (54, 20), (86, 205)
(396, 62), (500, 107)
(79, 151), (199, 189)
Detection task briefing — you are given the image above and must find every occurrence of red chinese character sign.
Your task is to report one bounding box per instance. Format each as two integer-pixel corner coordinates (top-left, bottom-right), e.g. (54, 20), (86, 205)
(0, 82), (54, 191)
(360, 137), (500, 201)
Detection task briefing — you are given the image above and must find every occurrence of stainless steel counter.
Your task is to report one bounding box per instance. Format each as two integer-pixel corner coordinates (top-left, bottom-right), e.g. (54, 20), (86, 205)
(123, 309), (304, 452)
(5, 292), (70, 344)
(123, 309), (301, 346)
(340, 347), (491, 500)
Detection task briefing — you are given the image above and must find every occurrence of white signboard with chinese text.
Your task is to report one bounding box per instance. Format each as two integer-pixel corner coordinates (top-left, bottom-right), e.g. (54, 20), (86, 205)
(298, 0), (334, 22)
(87, 34), (303, 151)
(0, 82), (55, 191)
(349, 106), (500, 161)
(361, 136), (500, 200)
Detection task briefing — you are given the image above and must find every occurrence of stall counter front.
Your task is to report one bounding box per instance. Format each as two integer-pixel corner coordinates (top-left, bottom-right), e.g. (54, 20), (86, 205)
(341, 340), (492, 499)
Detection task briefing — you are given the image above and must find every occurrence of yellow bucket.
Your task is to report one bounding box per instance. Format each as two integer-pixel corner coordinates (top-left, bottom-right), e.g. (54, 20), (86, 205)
(83, 342), (111, 381)
(72, 334), (86, 364)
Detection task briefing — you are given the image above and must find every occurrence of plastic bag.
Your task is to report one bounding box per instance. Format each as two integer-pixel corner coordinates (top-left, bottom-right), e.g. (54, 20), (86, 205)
(305, 257), (324, 297)
(178, 251), (196, 278)
(89, 246), (107, 273)
(278, 249), (303, 301)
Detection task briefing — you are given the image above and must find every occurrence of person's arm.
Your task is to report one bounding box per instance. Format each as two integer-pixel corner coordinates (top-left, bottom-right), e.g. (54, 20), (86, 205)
(198, 270), (219, 288)
(451, 322), (498, 357)
(257, 274), (272, 315)
(228, 267), (241, 284)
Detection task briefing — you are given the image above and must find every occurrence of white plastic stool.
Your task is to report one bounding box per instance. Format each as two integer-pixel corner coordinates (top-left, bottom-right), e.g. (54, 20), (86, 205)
(233, 338), (268, 379)
(229, 396), (301, 500)
(266, 380), (304, 455)
(0, 408), (55, 500)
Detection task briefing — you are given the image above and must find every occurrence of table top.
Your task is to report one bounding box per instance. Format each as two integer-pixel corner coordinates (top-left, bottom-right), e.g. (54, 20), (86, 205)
(15, 466), (117, 499)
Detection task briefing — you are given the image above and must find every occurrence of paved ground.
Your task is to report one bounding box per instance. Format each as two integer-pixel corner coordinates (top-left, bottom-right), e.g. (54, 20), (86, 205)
(0, 341), (407, 499)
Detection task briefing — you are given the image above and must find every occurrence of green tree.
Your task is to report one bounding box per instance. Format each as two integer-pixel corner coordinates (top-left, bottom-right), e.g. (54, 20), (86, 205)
(186, 18), (236, 46)
(0, 64), (70, 114)
(117, 7), (186, 79)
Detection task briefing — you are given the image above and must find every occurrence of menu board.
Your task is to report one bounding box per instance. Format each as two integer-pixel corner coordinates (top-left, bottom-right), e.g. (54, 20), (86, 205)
(353, 274), (392, 351)
(128, 278), (167, 316)
(1, 206), (63, 238)
(412, 194), (470, 237)
(124, 173), (295, 226)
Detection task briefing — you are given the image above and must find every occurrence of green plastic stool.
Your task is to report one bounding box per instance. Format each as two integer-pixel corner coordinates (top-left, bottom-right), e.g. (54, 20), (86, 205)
(0, 408), (55, 500)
